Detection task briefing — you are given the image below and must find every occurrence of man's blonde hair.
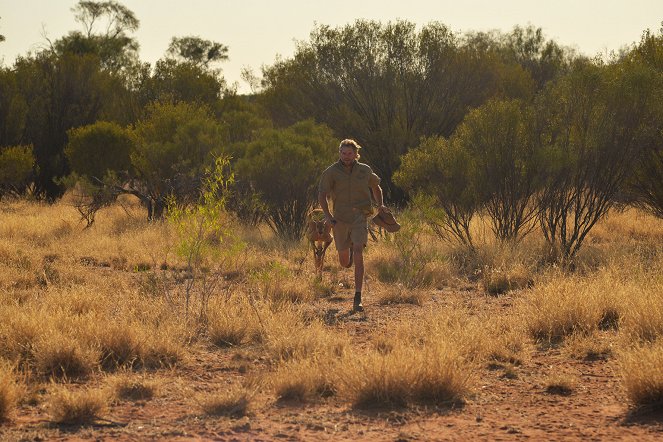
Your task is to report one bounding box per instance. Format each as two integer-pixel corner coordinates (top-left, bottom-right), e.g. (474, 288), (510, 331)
(339, 139), (361, 159)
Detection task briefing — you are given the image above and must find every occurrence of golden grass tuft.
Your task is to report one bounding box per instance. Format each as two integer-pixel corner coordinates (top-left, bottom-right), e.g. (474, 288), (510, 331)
(48, 385), (108, 425)
(0, 363), (24, 422)
(199, 385), (254, 417)
(271, 358), (337, 402)
(563, 333), (613, 361)
(517, 269), (627, 343)
(367, 247), (445, 290)
(619, 342), (663, 409)
(544, 374), (576, 396)
(341, 310), (482, 409)
(262, 307), (347, 363)
(252, 261), (316, 305)
(207, 296), (263, 348)
(108, 373), (158, 401)
(376, 285), (426, 306)
(340, 344), (472, 409)
(481, 263), (533, 295)
(96, 322), (144, 370)
(34, 333), (99, 379)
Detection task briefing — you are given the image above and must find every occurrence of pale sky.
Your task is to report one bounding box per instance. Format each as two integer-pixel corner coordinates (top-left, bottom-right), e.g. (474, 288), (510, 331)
(1, 1), (662, 93)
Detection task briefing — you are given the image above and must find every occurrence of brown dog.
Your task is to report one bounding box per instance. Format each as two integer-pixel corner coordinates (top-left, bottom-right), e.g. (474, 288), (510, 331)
(305, 208), (333, 274)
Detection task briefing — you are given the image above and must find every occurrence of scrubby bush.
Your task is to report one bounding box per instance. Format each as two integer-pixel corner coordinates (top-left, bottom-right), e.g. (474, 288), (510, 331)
(235, 120), (336, 240)
(0, 145), (34, 199)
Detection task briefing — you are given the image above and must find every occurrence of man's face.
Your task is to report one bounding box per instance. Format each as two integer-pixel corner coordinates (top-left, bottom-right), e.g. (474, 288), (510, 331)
(339, 146), (357, 166)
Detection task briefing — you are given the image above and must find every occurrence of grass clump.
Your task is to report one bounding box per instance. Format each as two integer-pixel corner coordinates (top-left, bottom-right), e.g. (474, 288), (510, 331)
(207, 296), (261, 348)
(108, 373), (158, 401)
(199, 385), (253, 417)
(272, 358), (336, 402)
(517, 271), (624, 344)
(544, 374), (576, 396)
(262, 307), (346, 363)
(481, 264), (532, 295)
(48, 385), (107, 425)
(619, 343), (663, 409)
(341, 343), (472, 409)
(376, 285), (426, 306)
(0, 364), (24, 422)
(563, 333), (613, 361)
(34, 333), (99, 380)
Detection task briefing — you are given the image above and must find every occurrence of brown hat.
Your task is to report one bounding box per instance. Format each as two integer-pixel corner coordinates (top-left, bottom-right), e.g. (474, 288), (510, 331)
(372, 209), (400, 233)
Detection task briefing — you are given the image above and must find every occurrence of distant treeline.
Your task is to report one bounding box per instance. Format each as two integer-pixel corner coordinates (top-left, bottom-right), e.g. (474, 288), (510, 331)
(0, 2), (661, 258)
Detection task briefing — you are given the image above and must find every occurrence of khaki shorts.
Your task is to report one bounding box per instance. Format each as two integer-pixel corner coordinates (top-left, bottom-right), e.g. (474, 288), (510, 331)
(332, 219), (368, 250)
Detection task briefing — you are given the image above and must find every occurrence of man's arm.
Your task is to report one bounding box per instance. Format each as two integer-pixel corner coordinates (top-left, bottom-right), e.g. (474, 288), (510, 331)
(371, 184), (387, 213)
(319, 191), (335, 224)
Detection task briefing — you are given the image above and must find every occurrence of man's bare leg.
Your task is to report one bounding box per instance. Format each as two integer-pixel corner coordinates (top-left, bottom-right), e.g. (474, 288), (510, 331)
(339, 243), (366, 312)
(338, 248), (352, 268)
(353, 243), (364, 293)
(340, 243), (363, 311)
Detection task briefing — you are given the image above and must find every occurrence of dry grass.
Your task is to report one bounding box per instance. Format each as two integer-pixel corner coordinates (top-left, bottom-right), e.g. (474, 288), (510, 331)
(206, 295), (263, 348)
(271, 358), (337, 402)
(47, 385), (108, 425)
(0, 363), (24, 422)
(376, 285), (427, 306)
(563, 332), (614, 361)
(199, 385), (254, 417)
(544, 374), (577, 396)
(337, 310), (488, 409)
(340, 343), (472, 409)
(108, 372), (159, 401)
(367, 245), (449, 290)
(262, 306), (347, 363)
(33, 332), (100, 379)
(516, 270), (626, 343)
(1, 197), (662, 432)
(481, 263), (533, 295)
(619, 342), (663, 409)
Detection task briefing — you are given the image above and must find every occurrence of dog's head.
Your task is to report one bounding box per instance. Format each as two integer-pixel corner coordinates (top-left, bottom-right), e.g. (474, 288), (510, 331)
(306, 209), (331, 242)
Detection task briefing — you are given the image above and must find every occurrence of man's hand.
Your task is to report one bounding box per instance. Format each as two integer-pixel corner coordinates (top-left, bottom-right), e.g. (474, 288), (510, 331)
(378, 205), (388, 213)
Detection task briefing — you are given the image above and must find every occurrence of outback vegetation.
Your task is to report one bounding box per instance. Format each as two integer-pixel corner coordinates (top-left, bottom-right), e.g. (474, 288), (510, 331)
(1, 1), (662, 440)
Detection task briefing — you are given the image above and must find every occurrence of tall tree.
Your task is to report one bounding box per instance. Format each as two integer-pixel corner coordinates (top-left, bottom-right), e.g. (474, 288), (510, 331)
(129, 101), (226, 219)
(0, 145), (34, 200)
(54, 0), (140, 71)
(454, 99), (542, 242)
(166, 36), (229, 70)
(139, 59), (227, 111)
(0, 68), (28, 147)
(14, 52), (111, 200)
(625, 26), (663, 218)
(395, 136), (479, 248)
(235, 120), (337, 239)
(535, 59), (660, 260)
(261, 20), (512, 204)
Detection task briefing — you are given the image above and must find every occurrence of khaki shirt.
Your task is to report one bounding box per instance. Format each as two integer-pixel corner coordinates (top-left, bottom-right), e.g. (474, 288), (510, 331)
(319, 160), (381, 224)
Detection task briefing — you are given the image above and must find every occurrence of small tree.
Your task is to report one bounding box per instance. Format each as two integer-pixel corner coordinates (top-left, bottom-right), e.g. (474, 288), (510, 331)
(625, 26), (663, 218)
(57, 0), (140, 71)
(0, 145), (34, 199)
(167, 156), (236, 321)
(394, 136), (479, 248)
(629, 147), (663, 218)
(130, 101), (226, 220)
(235, 120), (336, 240)
(64, 121), (134, 226)
(166, 36), (229, 70)
(454, 99), (542, 242)
(535, 59), (659, 260)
